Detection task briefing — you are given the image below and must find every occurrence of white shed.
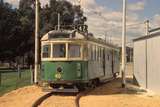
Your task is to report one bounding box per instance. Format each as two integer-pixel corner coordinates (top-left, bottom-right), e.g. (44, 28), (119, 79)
(133, 32), (160, 93)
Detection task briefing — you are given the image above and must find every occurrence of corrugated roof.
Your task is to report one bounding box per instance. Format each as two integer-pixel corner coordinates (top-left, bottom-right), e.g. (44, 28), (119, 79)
(133, 32), (160, 42)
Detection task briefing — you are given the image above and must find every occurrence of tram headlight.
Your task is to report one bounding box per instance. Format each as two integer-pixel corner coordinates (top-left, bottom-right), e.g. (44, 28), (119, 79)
(55, 66), (63, 79)
(76, 63), (81, 78)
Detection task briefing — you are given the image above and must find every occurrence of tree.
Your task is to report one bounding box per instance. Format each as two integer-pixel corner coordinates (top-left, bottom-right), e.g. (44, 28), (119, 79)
(0, 2), (20, 62)
(40, 0), (87, 35)
(0, 0), (87, 65)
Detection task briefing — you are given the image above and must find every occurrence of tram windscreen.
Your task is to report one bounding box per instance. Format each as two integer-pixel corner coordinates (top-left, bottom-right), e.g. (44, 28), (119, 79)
(42, 45), (51, 58)
(68, 44), (81, 58)
(53, 44), (66, 58)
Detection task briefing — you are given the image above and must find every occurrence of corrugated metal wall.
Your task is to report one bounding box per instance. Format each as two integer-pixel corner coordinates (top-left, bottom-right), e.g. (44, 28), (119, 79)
(134, 40), (147, 88)
(134, 35), (160, 93)
(147, 36), (160, 93)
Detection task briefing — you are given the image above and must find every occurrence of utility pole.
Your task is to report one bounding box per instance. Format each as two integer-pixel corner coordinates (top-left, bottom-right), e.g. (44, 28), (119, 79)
(121, 0), (127, 88)
(145, 20), (149, 35)
(144, 20), (149, 89)
(34, 0), (40, 84)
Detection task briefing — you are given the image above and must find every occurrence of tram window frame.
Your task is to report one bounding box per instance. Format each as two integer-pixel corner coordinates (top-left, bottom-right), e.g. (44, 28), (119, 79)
(91, 45), (93, 61)
(93, 45), (95, 61)
(102, 48), (105, 60)
(95, 46), (97, 61)
(107, 50), (111, 61)
(42, 44), (51, 58)
(98, 47), (101, 61)
(99, 46), (101, 61)
(108, 54), (110, 61)
(101, 47), (105, 61)
(52, 43), (66, 58)
(100, 47), (103, 61)
(97, 46), (99, 61)
(68, 43), (81, 58)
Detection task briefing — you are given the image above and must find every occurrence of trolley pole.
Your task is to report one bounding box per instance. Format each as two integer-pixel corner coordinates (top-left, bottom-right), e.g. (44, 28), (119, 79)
(58, 13), (60, 30)
(34, 0), (40, 84)
(121, 0), (127, 88)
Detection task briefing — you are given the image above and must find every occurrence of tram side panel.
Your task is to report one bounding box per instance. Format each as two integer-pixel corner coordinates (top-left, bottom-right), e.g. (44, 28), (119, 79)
(87, 44), (104, 80)
(87, 47), (115, 81)
(88, 61), (104, 80)
(104, 49), (114, 79)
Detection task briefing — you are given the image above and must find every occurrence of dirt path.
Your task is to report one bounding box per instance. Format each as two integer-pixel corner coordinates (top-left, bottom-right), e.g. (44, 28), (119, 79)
(0, 78), (160, 107)
(80, 79), (160, 107)
(0, 86), (46, 107)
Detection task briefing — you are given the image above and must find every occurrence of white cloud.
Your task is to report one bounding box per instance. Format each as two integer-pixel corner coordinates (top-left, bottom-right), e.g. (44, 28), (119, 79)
(5, 0), (147, 45)
(4, 0), (19, 7)
(40, 0), (49, 7)
(152, 14), (160, 28)
(128, 1), (145, 11)
(69, 0), (146, 45)
(4, 0), (49, 8)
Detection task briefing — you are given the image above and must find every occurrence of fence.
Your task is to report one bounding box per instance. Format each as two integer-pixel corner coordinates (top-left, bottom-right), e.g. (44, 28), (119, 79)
(0, 66), (34, 96)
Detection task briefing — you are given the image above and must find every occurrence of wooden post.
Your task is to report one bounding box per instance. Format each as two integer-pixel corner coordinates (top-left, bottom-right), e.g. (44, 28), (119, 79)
(18, 65), (21, 79)
(0, 72), (1, 86)
(30, 65), (34, 84)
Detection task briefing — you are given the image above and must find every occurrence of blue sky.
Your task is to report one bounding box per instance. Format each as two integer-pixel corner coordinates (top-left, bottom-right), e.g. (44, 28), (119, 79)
(4, 0), (160, 45)
(95, 0), (160, 20)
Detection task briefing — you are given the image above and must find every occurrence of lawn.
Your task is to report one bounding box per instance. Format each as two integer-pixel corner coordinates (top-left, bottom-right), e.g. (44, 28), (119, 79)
(0, 69), (32, 96)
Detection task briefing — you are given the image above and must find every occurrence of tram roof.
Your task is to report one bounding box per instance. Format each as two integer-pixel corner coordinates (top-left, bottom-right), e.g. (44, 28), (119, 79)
(41, 30), (85, 41)
(41, 30), (119, 50)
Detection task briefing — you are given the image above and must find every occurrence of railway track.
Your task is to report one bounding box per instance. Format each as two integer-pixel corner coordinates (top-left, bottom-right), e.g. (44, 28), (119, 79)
(31, 80), (111, 107)
(32, 89), (92, 107)
(31, 78), (115, 107)
(75, 89), (92, 107)
(32, 91), (55, 107)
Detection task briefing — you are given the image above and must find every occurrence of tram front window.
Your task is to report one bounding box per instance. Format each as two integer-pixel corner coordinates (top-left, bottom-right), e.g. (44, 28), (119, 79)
(68, 44), (81, 58)
(53, 44), (66, 58)
(42, 45), (51, 58)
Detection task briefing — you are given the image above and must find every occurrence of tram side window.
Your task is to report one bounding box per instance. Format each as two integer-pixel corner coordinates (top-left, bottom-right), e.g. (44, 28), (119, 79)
(101, 48), (104, 60)
(88, 44), (92, 60)
(92, 45), (96, 61)
(68, 44), (81, 58)
(98, 47), (101, 61)
(90, 45), (93, 61)
(95, 46), (98, 61)
(53, 44), (66, 58)
(42, 45), (51, 58)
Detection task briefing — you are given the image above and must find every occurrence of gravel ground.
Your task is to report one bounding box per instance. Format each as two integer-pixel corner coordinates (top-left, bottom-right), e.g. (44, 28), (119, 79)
(0, 78), (160, 107)
(80, 78), (160, 107)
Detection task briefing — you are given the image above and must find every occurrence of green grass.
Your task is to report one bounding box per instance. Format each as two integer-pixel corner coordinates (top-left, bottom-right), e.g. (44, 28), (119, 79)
(0, 69), (32, 96)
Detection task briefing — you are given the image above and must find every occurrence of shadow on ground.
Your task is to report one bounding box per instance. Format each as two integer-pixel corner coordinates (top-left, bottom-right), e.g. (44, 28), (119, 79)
(87, 77), (146, 96)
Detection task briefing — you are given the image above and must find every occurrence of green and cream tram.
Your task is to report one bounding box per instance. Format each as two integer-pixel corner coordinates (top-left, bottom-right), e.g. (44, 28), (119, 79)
(41, 30), (120, 92)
